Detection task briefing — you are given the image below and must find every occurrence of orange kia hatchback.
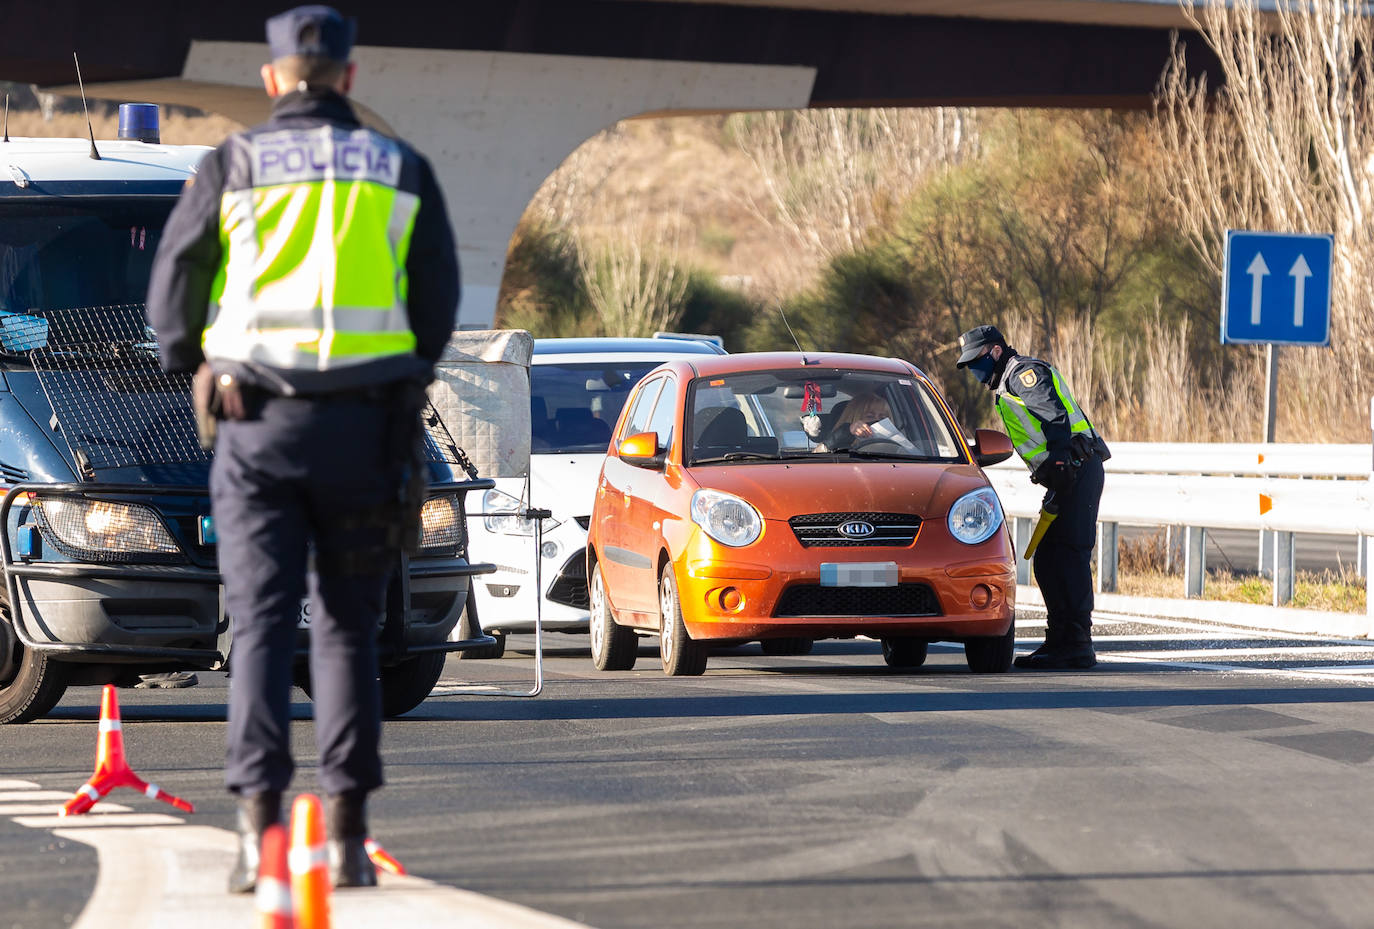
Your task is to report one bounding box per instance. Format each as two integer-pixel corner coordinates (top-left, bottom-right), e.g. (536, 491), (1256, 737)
(586, 352), (1017, 676)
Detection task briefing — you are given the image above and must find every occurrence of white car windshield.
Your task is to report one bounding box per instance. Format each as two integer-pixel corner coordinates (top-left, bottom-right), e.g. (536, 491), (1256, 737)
(686, 369), (965, 465)
(531, 361), (667, 453)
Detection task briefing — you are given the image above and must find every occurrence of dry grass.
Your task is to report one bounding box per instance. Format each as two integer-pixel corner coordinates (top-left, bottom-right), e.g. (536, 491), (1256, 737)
(4, 107), (241, 147)
(1115, 568), (1367, 613)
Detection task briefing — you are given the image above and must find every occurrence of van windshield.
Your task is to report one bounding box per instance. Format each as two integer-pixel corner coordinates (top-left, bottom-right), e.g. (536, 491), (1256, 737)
(0, 198), (174, 314)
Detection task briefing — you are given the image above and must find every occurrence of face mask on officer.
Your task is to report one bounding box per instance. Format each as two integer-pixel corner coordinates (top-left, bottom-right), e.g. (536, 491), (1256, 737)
(966, 350), (1000, 387)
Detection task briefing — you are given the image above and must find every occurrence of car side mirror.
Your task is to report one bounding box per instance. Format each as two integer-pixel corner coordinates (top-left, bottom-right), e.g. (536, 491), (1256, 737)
(971, 428), (1014, 467)
(618, 431), (665, 469)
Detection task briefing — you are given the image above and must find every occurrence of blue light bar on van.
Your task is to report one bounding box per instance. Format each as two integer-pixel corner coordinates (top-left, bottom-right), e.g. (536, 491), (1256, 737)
(118, 104), (160, 144)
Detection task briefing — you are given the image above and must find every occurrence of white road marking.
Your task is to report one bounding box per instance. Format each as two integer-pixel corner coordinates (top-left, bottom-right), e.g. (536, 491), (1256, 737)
(429, 684), (504, 695)
(14, 813), (185, 828)
(0, 802), (131, 815)
(0, 790), (74, 801)
(0, 779), (40, 789)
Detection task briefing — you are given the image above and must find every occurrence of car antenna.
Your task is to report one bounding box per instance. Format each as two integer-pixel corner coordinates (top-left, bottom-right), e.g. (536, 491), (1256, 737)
(776, 304), (819, 365)
(73, 52), (101, 160)
(3, 93), (9, 143)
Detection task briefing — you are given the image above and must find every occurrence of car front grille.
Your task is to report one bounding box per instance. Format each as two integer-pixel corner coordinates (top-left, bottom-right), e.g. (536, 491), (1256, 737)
(545, 549), (589, 609)
(773, 583), (942, 618)
(788, 512), (922, 547)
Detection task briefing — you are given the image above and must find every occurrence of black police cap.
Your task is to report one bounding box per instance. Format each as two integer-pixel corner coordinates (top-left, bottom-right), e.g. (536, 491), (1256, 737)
(266, 5), (356, 62)
(955, 325), (1007, 367)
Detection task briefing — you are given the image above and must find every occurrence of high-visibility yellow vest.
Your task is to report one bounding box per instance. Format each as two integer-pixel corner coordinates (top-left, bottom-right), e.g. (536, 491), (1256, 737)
(203, 125), (419, 370)
(994, 357), (1099, 471)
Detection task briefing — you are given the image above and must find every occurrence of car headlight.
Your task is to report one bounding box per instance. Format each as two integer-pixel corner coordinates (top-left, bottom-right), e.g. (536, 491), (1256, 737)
(947, 487), (1004, 545)
(419, 495), (466, 553)
(690, 489), (762, 547)
(481, 488), (561, 536)
(35, 497), (181, 559)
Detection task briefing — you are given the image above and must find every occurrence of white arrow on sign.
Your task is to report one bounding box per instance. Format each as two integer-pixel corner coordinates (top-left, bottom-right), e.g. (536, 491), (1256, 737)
(1247, 252), (1270, 325)
(1289, 254), (1311, 327)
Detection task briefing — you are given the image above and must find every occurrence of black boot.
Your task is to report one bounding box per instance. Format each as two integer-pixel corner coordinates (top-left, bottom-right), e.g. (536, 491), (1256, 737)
(228, 790), (282, 894)
(1014, 625), (1096, 670)
(327, 790), (378, 888)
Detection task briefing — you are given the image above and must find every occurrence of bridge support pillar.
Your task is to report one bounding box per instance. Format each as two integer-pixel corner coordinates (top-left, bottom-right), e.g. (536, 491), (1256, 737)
(170, 41), (815, 329)
(1096, 521), (1118, 593)
(1184, 526), (1207, 598)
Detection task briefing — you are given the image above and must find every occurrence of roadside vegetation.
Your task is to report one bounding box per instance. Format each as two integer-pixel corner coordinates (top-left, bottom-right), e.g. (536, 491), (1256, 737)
(496, 0), (1374, 446)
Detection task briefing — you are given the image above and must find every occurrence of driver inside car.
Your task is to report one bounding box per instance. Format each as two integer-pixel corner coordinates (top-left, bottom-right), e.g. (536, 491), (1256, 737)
(813, 390), (901, 452)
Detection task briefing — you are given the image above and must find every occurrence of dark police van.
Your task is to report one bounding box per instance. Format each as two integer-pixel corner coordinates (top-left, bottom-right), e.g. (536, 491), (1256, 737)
(0, 106), (492, 723)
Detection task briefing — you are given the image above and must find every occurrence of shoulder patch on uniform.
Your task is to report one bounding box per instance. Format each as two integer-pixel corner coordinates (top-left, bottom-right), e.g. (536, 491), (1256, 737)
(1018, 368), (1038, 388)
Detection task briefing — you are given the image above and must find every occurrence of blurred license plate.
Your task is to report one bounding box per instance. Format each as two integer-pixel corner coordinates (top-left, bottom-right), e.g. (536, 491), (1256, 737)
(820, 562), (899, 587)
(297, 598), (312, 628)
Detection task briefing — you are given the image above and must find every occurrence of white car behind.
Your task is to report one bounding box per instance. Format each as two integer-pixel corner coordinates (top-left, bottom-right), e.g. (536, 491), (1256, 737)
(461, 335), (727, 656)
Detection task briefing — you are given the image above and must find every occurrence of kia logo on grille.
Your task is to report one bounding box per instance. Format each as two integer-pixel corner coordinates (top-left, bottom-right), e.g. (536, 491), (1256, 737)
(838, 520), (875, 538)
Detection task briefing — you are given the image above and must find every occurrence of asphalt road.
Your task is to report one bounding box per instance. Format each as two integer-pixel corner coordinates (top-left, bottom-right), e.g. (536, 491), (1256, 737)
(6, 617), (1374, 929)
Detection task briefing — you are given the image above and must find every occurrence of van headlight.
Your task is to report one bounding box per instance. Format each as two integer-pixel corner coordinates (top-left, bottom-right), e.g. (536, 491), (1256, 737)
(419, 495), (466, 553)
(691, 489), (762, 547)
(948, 487), (1004, 545)
(481, 488), (560, 536)
(35, 497), (181, 559)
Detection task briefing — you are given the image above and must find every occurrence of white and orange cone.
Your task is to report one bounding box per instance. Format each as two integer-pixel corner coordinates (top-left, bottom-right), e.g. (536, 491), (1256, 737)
(289, 794), (331, 929)
(364, 837), (406, 876)
(256, 822), (295, 929)
(60, 684), (194, 816)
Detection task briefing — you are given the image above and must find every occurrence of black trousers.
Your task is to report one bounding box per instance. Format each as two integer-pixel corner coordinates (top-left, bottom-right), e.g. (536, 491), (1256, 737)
(212, 393), (399, 798)
(1031, 455), (1105, 642)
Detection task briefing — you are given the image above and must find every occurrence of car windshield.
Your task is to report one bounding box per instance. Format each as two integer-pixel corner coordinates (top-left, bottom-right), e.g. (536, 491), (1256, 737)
(685, 369), (965, 466)
(0, 198), (173, 316)
(531, 360), (666, 453)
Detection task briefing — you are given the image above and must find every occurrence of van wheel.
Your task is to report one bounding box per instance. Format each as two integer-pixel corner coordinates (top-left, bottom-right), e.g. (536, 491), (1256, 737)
(761, 637), (813, 656)
(658, 568), (706, 676)
(589, 564), (637, 671)
(0, 631), (68, 724)
(881, 637), (929, 669)
(379, 651), (447, 717)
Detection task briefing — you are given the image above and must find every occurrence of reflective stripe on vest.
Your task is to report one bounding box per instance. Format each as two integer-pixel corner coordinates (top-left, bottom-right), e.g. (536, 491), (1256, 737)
(994, 360), (1097, 471)
(203, 126), (419, 370)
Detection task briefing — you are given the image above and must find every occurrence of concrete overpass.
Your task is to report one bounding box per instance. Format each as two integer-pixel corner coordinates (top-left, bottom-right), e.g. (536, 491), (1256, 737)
(0, 0), (1221, 327)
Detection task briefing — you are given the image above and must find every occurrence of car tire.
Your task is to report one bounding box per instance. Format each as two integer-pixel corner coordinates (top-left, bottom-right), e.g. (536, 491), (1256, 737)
(379, 651), (447, 717)
(760, 637), (814, 656)
(0, 633), (68, 725)
(589, 563), (637, 672)
(456, 633), (506, 660)
(658, 567), (707, 676)
(964, 621), (1015, 674)
(880, 637), (929, 669)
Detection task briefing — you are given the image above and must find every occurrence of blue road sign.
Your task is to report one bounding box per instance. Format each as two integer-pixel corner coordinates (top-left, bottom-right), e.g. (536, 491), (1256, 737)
(1222, 230), (1333, 346)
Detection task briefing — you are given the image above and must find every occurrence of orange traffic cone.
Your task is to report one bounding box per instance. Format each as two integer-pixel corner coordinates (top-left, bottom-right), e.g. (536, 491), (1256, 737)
(289, 794), (330, 929)
(364, 837), (406, 876)
(60, 684), (194, 816)
(256, 823), (295, 929)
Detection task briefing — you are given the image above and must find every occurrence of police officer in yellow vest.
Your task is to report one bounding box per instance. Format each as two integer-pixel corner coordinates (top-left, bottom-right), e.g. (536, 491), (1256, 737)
(146, 5), (459, 892)
(956, 325), (1110, 670)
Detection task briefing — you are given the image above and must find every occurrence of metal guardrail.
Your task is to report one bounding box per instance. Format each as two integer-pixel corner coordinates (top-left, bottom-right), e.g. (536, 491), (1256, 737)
(983, 442), (1373, 620)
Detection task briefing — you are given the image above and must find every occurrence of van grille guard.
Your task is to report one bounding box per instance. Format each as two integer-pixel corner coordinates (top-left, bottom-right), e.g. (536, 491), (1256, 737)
(0, 479), (497, 665)
(3, 304), (467, 474)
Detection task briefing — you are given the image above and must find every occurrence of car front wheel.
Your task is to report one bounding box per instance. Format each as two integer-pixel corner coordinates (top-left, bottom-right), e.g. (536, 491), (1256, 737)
(658, 568), (706, 676)
(379, 651), (447, 716)
(0, 623), (68, 724)
(589, 563), (637, 671)
(964, 621), (1015, 674)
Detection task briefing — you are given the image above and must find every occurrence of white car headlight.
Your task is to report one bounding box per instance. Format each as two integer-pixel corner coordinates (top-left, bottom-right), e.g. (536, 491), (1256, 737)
(481, 488), (560, 536)
(691, 489), (762, 547)
(35, 497), (180, 558)
(947, 487), (1004, 545)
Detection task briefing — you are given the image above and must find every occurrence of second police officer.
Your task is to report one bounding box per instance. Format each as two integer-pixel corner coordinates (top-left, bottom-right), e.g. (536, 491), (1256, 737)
(146, 5), (460, 891)
(956, 325), (1110, 670)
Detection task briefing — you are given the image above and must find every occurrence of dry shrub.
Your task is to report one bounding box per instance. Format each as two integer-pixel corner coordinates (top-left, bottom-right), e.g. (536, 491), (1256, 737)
(1119, 529), (1171, 574)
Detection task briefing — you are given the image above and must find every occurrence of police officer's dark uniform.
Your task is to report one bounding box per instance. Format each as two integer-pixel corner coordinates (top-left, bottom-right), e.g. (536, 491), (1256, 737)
(145, 5), (459, 891)
(956, 325), (1110, 670)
